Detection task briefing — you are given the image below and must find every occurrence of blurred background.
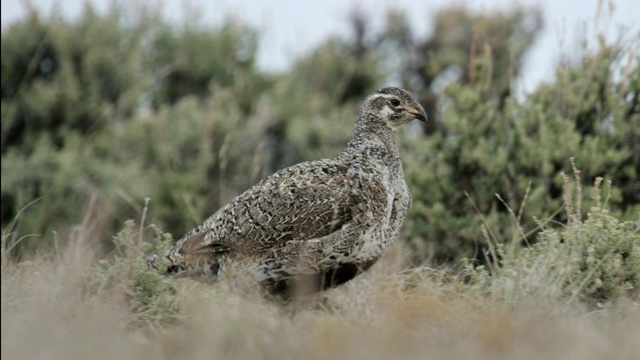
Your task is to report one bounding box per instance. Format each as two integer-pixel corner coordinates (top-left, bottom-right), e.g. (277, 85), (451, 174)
(3, 0), (639, 93)
(1, 0), (639, 264)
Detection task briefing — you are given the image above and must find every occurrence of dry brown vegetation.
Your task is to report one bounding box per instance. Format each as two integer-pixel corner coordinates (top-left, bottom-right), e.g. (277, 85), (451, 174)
(2, 246), (639, 360)
(2, 183), (639, 360)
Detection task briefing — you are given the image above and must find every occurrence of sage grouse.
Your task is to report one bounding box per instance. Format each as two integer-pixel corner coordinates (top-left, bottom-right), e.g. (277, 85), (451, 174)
(148, 87), (426, 297)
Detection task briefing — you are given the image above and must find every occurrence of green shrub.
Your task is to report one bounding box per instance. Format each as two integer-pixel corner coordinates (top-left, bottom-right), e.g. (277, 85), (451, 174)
(403, 42), (639, 263)
(464, 173), (640, 306)
(1, 5), (270, 250)
(88, 218), (179, 326)
(1, 5), (151, 154)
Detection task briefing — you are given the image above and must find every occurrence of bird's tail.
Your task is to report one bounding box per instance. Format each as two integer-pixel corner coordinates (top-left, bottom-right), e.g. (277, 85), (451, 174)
(146, 234), (228, 282)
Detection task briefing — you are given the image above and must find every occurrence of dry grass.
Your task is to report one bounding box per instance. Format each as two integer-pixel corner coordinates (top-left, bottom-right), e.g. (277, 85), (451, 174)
(2, 230), (639, 360)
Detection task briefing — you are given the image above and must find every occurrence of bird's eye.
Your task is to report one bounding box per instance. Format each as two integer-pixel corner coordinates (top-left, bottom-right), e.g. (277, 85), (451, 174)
(390, 98), (401, 107)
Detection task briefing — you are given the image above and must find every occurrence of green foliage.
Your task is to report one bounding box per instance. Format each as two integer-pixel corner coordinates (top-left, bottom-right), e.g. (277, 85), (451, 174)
(150, 19), (267, 112)
(1, 5), (270, 248)
(403, 42), (639, 263)
(568, 207), (639, 302)
(1, 5), (152, 153)
(418, 7), (542, 92)
(89, 219), (179, 326)
(378, 7), (543, 134)
(464, 175), (640, 305)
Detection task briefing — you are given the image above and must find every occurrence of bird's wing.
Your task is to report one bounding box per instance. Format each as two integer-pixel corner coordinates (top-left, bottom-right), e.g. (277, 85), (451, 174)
(174, 230), (230, 255)
(174, 158), (387, 257)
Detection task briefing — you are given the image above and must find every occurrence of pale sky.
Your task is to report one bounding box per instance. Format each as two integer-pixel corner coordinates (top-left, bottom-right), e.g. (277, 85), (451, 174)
(2, 0), (639, 95)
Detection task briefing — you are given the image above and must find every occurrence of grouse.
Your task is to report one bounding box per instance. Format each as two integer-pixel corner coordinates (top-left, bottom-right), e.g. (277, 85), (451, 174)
(148, 87), (427, 298)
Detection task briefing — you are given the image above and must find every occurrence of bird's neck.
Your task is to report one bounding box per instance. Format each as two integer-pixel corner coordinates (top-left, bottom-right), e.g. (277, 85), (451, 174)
(345, 118), (399, 157)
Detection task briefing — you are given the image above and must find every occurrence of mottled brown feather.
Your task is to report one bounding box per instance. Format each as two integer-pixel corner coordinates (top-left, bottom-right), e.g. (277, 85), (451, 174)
(151, 86), (427, 297)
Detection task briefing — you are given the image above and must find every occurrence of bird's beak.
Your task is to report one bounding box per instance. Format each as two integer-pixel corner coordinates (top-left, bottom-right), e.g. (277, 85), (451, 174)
(410, 104), (427, 122)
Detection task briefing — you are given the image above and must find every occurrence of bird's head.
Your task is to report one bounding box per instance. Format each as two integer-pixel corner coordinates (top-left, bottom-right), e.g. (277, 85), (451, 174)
(358, 87), (427, 130)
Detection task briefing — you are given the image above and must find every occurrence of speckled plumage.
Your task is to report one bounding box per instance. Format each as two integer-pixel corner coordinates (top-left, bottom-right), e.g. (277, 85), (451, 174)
(148, 87), (426, 297)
